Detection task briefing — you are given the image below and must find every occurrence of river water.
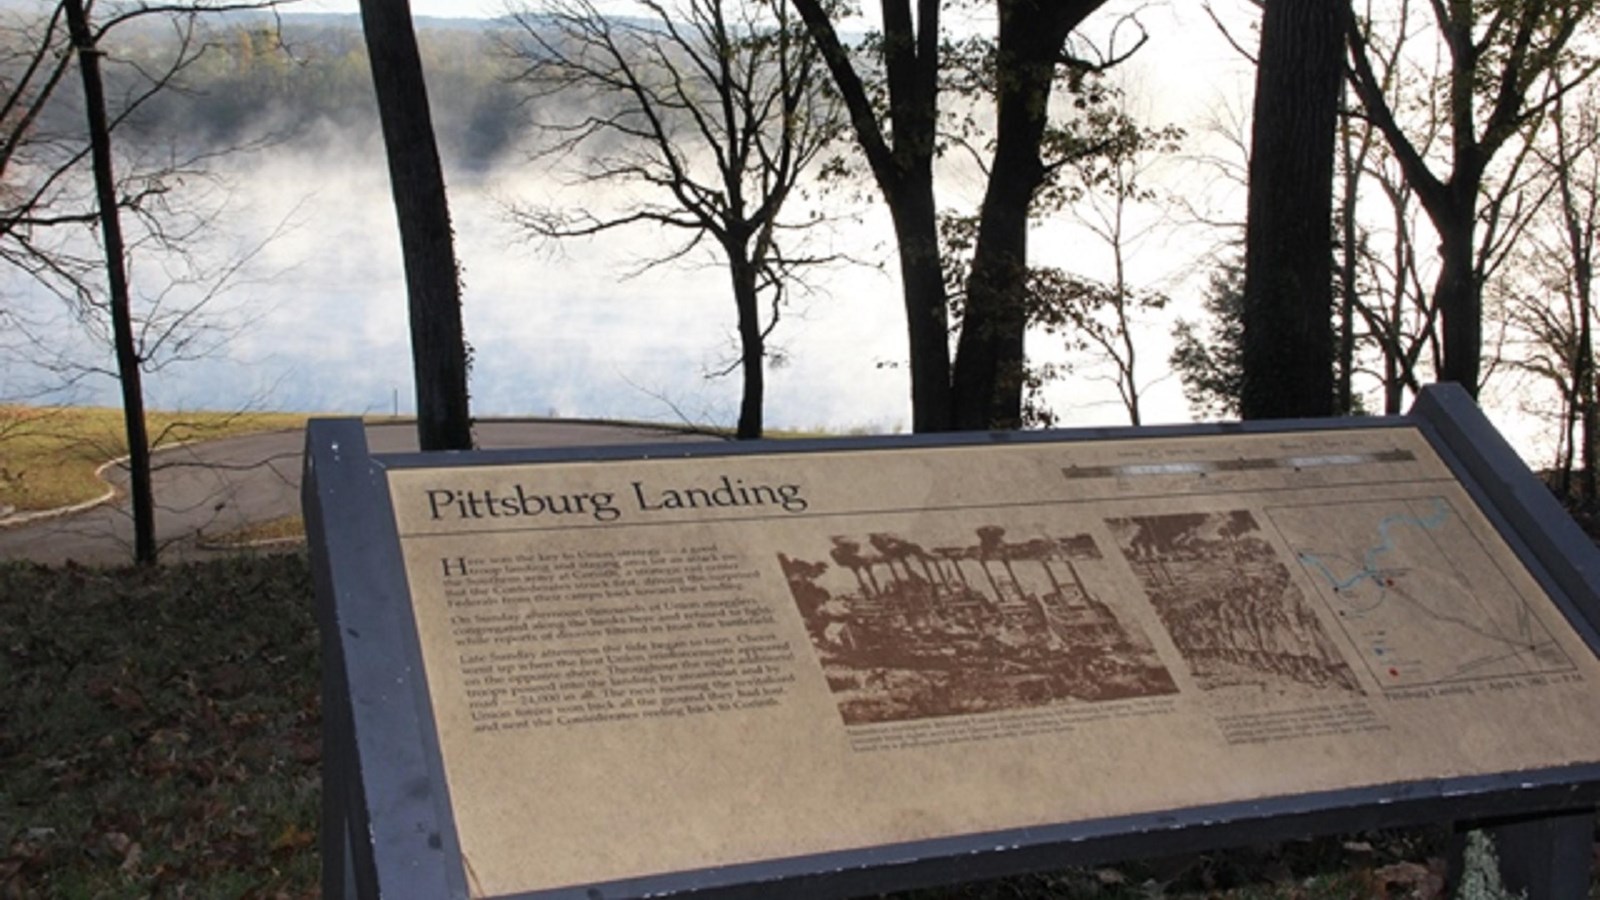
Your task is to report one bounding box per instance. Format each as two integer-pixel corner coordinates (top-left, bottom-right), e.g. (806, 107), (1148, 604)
(1, 123), (1209, 436)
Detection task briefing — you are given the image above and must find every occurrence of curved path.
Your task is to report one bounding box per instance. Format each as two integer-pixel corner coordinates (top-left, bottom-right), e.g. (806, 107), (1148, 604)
(0, 420), (722, 567)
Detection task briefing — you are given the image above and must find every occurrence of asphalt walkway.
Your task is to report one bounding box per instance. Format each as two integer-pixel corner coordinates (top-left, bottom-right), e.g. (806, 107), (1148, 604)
(0, 419), (721, 566)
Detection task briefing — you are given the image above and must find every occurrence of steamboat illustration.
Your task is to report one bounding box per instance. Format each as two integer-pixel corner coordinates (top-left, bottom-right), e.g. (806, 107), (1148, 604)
(778, 526), (1178, 725)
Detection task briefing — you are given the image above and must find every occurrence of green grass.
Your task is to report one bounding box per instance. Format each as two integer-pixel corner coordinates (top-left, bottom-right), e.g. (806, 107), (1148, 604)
(0, 554), (1591, 898)
(0, 406), (309, 513)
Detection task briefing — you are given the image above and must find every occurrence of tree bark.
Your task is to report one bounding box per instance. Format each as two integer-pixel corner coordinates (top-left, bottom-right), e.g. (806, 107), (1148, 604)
(359, 0), (472, 451)
(1240, 0), (1345, 419)
(1336, 86), (1365, 415)
(952, 1), (1069, 430)
(729, 254), (765, 439)
(65, 0), (156, 565)
(952, 0), (1096, 430)
(1580, 272), (1595, 502)
(885, 174), (953, 432)
(1433, 195), (1481, 391)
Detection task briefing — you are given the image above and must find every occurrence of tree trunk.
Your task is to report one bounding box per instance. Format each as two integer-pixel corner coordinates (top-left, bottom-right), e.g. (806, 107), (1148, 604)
(953, 173), (1032, 429)
(1240, 0), (1345, 420)
(1578, 244), (1596, 503)
(1559, 383), (1576, 497)
(789, 0), (951, 433)
(359, 0), (472, 451)
(951, 0), (1070, 430)
(1433, 198), (1481, 394)
(729, 255), (764, 440)
(1337, 97), (1361, 415)
(1384, 334), (1403, 415)
(65, 0), (155, 565)
(885, 176), (953, 433)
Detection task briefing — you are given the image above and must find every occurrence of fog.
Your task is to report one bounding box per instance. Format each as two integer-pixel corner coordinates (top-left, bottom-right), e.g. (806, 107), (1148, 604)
(0, 3), (1226, 436)
(2, 123), (928, 433)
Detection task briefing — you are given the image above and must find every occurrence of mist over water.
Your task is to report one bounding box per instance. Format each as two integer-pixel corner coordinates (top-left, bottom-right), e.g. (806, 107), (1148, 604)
(0, 6), (1232, 437)
(4, 125), (1543, 451)
(0, 7), (1217, 437)
(3, 122), (919, 433)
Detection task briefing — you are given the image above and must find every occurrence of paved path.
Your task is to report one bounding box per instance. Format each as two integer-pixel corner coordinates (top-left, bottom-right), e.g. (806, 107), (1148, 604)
(0, 420), (721, 566)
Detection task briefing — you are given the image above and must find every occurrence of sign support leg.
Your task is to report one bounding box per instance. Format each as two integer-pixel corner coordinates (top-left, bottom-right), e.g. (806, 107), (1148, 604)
(320, 706), (352, 899)
(1451, 810), (1592, 899)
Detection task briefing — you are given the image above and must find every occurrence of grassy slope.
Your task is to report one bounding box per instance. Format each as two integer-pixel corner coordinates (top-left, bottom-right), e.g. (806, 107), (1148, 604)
(7, 553), (1560, 899)
(0, 406), (309, 513)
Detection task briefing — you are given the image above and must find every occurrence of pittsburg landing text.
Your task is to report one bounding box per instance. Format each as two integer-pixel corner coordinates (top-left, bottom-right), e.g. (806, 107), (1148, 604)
(423, 475), (809, 524)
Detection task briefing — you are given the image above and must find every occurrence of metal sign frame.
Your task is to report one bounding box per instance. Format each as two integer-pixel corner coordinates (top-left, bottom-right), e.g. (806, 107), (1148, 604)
(303, 384), (1600, 900)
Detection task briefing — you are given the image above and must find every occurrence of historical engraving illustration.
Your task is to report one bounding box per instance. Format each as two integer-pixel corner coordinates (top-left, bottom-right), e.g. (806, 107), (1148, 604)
(778, 527), (1179, 725)
(1107, 511), (1363, 694)
(1264, 497), (1576, 688)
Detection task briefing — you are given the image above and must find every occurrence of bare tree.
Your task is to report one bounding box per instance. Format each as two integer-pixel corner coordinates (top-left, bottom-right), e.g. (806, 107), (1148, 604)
(1353, 144), (1439, 413)
(16, 0), (289, 564)
(63, 0), (158, 562)
(1346, 0), (1600, 397)
(1047, 105), (1181, 427)
(792, 0), (1135, 431)
(1336, 86), (1377, 414)
(1545, 72), (1600, 500)
(360, 0), (473, 451)
(1500, 71), (1600, 500)
(505, 0), (842, 440)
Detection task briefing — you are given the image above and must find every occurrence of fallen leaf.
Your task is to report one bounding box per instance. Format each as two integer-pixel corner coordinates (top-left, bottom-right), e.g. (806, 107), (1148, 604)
(271, 824), (315, 854)
(109, 685), (145, 712)
(119, 841), (143, 873)
(1093, 867), (1126, 885)
(1371, 858), (1446, 900)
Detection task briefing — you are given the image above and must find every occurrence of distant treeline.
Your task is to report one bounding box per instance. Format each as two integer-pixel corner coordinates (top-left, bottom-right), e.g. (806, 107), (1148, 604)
(31, 13), (540, 172)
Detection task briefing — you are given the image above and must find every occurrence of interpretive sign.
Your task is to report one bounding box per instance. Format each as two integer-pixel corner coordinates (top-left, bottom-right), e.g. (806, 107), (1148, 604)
(305, 386), (1600, 900)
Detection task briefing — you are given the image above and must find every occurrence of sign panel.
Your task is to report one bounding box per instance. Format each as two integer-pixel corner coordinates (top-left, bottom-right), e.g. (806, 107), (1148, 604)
(384, 425), (1600, 898)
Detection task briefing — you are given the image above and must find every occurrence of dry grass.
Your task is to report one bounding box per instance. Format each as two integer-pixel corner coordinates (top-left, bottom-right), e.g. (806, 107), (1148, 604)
(0, 406), (307, 513)
(203, 514), (306, 548)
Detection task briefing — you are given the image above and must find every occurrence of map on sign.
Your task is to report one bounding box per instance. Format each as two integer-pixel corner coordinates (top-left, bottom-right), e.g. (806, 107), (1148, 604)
(1265, 497), (1575, 689)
